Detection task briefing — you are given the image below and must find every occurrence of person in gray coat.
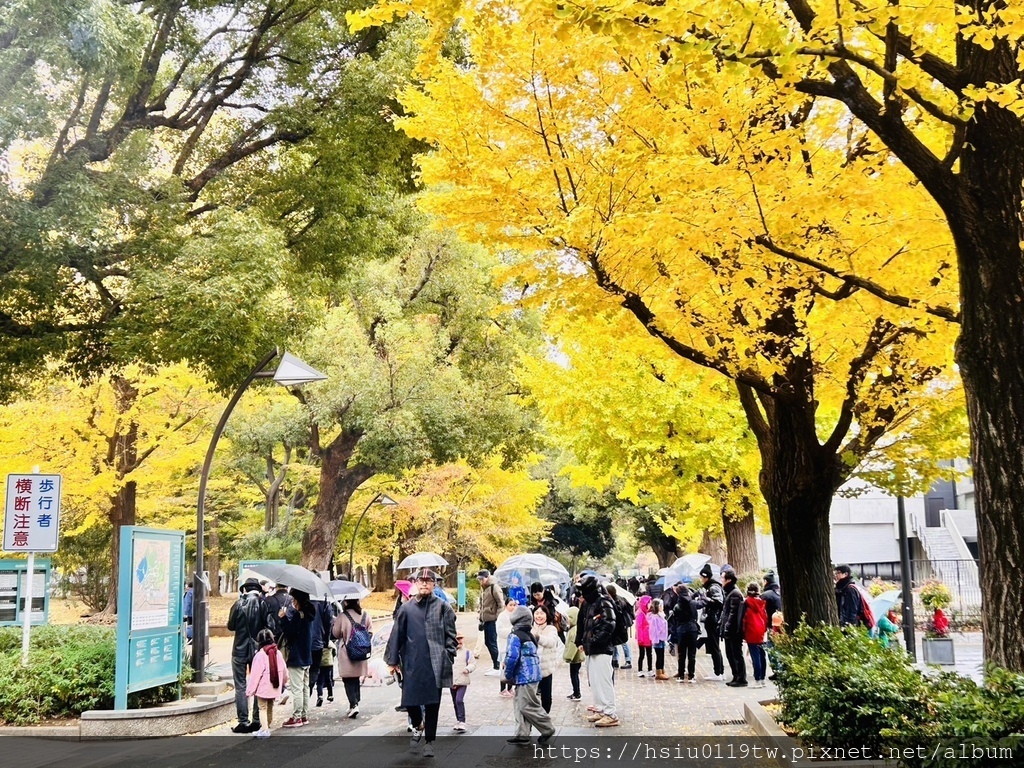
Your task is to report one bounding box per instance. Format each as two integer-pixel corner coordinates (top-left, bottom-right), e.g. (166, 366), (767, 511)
(386, 569), (458, 757)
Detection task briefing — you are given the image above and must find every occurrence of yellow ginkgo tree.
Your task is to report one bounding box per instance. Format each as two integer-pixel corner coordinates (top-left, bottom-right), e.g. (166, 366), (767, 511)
(350, 1), (965, 626)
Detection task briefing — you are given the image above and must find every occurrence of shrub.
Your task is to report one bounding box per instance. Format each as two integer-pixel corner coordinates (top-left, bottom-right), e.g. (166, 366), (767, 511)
(0, 626), (116, 724)
(773, 623), (1024, 766)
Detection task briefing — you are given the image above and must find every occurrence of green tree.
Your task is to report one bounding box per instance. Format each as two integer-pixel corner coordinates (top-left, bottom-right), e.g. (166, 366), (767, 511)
(293, 231), (538, 569)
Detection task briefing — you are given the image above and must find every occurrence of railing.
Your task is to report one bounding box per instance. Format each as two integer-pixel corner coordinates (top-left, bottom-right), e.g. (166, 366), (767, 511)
(848, 559), (982, 620)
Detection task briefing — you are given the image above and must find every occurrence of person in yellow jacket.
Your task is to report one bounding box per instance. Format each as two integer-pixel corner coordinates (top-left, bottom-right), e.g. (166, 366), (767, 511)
(563, 606), (585, 700)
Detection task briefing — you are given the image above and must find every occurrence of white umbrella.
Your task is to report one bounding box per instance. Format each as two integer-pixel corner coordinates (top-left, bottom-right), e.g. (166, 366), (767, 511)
(397, 552), (449, 570)
(663, 553), (712, 584)
(328, 580), (371, 600)
(605, 583), (636, 606)
(244, 563), (333, 601)
(493, 553), (571, 587)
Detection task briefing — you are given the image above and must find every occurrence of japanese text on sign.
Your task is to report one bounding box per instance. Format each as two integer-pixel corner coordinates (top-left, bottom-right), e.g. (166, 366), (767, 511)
(3, 475), (61, 552)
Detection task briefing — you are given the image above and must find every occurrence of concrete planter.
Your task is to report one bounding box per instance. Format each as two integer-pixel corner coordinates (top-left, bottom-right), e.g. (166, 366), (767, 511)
(922, 637), (955, 665)
(744, 700), (893, 767)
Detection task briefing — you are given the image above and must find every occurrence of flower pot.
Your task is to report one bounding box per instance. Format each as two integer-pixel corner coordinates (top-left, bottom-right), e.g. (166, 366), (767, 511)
(922, 637), (955, 665)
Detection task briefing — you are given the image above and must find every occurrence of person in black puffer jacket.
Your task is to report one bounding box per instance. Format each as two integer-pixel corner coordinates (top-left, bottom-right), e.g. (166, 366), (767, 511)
(669, 584), (700, 682)
(718, 569), (747, 687)
(227, 579), (274, 733)
(577, 576), (619, 727)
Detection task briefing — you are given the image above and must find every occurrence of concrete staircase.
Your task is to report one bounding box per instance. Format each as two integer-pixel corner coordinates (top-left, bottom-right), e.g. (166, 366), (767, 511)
(912, 513), (981, 613)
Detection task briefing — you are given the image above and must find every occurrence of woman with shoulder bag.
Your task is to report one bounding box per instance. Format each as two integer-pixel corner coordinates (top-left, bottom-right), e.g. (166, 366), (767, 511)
(333, 598), (374, 718)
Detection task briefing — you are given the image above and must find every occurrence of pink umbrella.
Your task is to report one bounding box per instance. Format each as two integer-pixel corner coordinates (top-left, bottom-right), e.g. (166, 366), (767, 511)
(395, 580), (412, 598)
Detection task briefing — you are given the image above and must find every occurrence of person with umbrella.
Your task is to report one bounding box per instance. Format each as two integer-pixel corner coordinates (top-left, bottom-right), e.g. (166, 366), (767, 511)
(227, 578), (274, 733)
(278, 589), (316, 728)
(386, 569), (458, 758)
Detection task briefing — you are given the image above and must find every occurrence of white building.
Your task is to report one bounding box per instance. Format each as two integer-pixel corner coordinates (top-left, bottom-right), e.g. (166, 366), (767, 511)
(756, 460), (980, 614)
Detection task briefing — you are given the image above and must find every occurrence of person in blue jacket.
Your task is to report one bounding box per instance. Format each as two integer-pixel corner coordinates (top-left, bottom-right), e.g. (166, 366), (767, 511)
(503, 606), (555, 745)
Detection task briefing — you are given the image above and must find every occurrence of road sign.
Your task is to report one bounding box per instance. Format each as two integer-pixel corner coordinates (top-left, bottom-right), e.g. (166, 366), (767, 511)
(3, 474), (61, 552)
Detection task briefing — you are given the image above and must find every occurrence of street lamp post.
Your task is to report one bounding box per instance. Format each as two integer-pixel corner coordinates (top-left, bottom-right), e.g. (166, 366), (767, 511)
(192, 349), (326, 682)
(348, 493), (399, 583)
(896, 495), (917, 660)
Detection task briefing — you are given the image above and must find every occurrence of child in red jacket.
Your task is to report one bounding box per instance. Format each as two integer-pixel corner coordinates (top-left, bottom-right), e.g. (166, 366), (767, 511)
(741, 584), (768, 688)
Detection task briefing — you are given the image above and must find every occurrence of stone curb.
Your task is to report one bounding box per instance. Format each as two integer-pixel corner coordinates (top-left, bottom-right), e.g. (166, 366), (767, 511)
(0, 691), (236, 741)
(744, 700), (891, 767)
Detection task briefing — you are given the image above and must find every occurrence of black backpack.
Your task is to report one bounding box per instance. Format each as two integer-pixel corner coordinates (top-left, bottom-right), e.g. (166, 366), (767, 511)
(610, 598), (629, 645)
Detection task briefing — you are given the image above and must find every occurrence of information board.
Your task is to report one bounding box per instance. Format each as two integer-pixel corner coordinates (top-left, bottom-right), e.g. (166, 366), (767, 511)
(114, 527), (185, 710)
(0, 559), (50, 626)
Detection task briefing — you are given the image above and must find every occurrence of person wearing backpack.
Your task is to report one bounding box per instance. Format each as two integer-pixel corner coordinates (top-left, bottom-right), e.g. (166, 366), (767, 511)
(669, 583), (700, 683)
(834, 564), (872, 628)
(504, 606), (555, 745)
(605, 584), (633, 670)
(577, 575), (619, 728)
(333, 597), (374, 719)
(739, 583), (768, 688)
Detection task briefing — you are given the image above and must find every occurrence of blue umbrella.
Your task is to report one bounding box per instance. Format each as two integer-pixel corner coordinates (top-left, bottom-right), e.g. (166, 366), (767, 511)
(654, 576), (665, 587)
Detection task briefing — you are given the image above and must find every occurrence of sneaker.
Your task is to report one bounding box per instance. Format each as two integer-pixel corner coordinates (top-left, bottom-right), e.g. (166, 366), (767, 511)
(507, 736), (531, 745)
(410, 730), (423, 747)
(327, 695), (334, 702)
(704, 673), (726, 681)
(407, 725), (415, 733)
(282, 718), (303, 728)
(278, 692), (291, 706)
(396, 705), (408, 712)
(500, 689), (514, 698)
(727, 680), (749, 687)
(316, 697), (324, 708)
(301, 717), (309, 725)
(254, 728), (271, 739)
(637, 671), (646, 678)
(422, 744), (435, 757)
(347, 707), (359, 718)
(677, 676), (688, 683)
(484, 669), (501, 677)
(246, 722), (262, 733)
(611, 660), (619, 669)
(688, 677), (697, 684)
(585, 713), (605, 722)
(538, 732), (555, 744)
(566, 693), (581, 700)
(621, 663), (632, 670)
(231, 722), (251, 734)
(586, 705), (600, 712)
(768, 673), (778, 681)
(453, 722), (466, 732)
(594, 716), (620, 728)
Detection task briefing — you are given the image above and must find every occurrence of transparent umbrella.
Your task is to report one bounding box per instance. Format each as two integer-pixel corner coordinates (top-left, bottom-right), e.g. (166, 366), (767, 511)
(397, 552), (449, 570)
(244, 562), (332, 601)
(328, 580), (371, 600)
(662, 553), (712, 584)
(494, 553), (571, 588)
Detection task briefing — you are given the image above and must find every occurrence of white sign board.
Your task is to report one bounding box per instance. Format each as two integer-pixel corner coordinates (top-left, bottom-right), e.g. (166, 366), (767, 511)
(3, 474), (61, 553)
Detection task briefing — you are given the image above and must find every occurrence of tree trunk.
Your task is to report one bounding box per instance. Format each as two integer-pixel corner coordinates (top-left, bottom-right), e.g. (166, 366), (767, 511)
(301, 436), (375, 570)
(699, 529), (728, 565)
(102, 481), (137, 614)
(944, 78), (1024, 670)
(374, 554), (394, 592)
(748, 392), (839, 626)
(648, 538), (681, 569)
(99, 375), (140, 615)
(722, 510), (759, 574)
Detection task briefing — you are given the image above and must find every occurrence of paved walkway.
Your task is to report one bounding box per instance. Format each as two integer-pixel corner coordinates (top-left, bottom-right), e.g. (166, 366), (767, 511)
(205, 613), (768, 739)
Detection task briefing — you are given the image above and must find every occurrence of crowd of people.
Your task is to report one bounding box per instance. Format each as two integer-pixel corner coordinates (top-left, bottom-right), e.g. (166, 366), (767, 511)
(223, 560), (898, 752)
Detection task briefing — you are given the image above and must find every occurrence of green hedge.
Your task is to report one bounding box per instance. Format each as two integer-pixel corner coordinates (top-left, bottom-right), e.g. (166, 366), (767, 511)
(773, 624), (1023, 767)
(0, 625), (116, 724)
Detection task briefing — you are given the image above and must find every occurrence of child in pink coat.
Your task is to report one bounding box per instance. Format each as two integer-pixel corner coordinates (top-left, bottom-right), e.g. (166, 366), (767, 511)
(635, 595), (653, 677)
(246, 629), (290, 738)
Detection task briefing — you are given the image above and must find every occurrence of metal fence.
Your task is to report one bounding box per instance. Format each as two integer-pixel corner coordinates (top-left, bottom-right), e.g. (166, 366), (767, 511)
(849, 559), (982, 620)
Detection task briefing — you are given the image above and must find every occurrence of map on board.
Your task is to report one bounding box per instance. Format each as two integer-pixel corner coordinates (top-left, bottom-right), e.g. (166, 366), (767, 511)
(130, 539), (171, 631)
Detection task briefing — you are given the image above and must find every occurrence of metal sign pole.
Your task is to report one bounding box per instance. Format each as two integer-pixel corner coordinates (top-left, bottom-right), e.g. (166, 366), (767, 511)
(20, 550), (33, 666)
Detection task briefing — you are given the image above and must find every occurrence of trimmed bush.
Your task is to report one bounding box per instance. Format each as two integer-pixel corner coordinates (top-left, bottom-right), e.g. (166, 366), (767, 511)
(0, 626), (116, 724)
(773, 624), (1024, 766)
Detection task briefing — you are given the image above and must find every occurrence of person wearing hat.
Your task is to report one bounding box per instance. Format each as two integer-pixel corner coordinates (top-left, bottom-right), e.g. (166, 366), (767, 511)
(697, 564), (726, 681)
(577, 575), (619, 727)
(386, 568), (458, 758)
(504, 605), (555, 745)
(477, 569), (504, 675)
(227, 578), (274, 733)
(719, 569), (747, 687)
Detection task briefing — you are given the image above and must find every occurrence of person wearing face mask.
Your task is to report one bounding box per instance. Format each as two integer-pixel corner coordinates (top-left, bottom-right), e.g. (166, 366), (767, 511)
(531, 604), (560, 714)
(385, 569), (458, 758)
